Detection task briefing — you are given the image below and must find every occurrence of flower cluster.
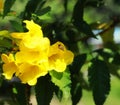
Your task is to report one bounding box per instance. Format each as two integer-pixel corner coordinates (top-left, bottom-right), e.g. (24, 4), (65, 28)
(1, 20), (74, 85)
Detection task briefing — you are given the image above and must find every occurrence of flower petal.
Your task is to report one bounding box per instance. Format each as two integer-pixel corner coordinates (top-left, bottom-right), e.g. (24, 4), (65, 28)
(1, 54), (15, 63)
(18, 63), (48, 85)
(23, 20), (43, 37)
(2, 62), (18, 80)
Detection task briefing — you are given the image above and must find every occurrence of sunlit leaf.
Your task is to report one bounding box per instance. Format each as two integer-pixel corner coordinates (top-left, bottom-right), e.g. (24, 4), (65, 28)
(49, 69), (71, 104)
(0, 30), (10, 39)
(54, 85), (63, 101)
(94, 49), (112, 61)
(88, 58), (110, 105)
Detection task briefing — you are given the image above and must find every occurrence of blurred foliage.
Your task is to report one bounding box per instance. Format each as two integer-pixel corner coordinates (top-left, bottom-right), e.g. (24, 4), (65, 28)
(0, 0), (120, 105)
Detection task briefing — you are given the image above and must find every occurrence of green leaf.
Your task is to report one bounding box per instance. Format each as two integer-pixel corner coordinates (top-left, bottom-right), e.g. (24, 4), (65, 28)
(71, 77), (82, 105)
(35, 6), (51, 16)
(88, 58), (110, 105)
(13, 83), (29, 105)
(22, 0), (47, 20)
(35, 75), (54, 105)
(72, 0), (95, 38)
(0, 38), (13, 49)
(49, 69), (71, 104)
(0, 30), (10, 39)
(70, 54), (86, 105)
(94, 49), (112, 61)
(72, 0), (84, 23)
(54, 85), (63, 101)
(112, 53), (120, 65)
(86, 0), (104, 7)
(10, 20), (24, 32)
(3, 0), (16, 17)
(70, 54), (87, 74)
(63, 0), (68, 12)
(76, 20), (96, 38)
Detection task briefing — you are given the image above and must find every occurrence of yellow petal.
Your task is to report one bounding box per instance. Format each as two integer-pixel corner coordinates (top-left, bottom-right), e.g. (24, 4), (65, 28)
(2, 62), (18, 80)
(1, 54), (9, 63)
(28, 78), (37, 86)
(11, 32), (27, 39)
(15, 50), (48, 64)
(48, 41), (74, 72)
(64, 50), (74, 65)
(49, 41), (66, 56)
(23, 20), (43, 37)
(11, 20), (44, 47)
(1, 54), (15, 63)
(20, 37), (50, 51)
(18, 63), (48, 85)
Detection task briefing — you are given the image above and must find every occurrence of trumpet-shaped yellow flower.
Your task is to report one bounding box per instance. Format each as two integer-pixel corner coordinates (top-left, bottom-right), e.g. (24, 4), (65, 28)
(1, 20), (74, 86)
(48, 42), (74, 72)
(1, 54), (18, 80)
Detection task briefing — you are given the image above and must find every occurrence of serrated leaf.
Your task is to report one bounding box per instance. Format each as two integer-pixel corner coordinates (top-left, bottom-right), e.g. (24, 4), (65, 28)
(70, 54), (87, 74)
(35, 75), (53, 105)
(70, 54), (86, 105)
(3, 0), (16, 17)
(54, 85), (63, 101)
(49, 69), (71, 104)
(88, 58), (110, 105)
(10, 20), (24, 32)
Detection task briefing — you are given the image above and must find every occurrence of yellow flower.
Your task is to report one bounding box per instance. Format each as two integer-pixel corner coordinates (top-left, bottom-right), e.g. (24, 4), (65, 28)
(15, 38), (50, 64)
(11, 20), (43, 47)
(1, 20), (74, 86)
(48, 41), (74, 72)
(17, 63), (48, 85)
(11, 20), (43, 38)
(1, 54), (18, 80)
